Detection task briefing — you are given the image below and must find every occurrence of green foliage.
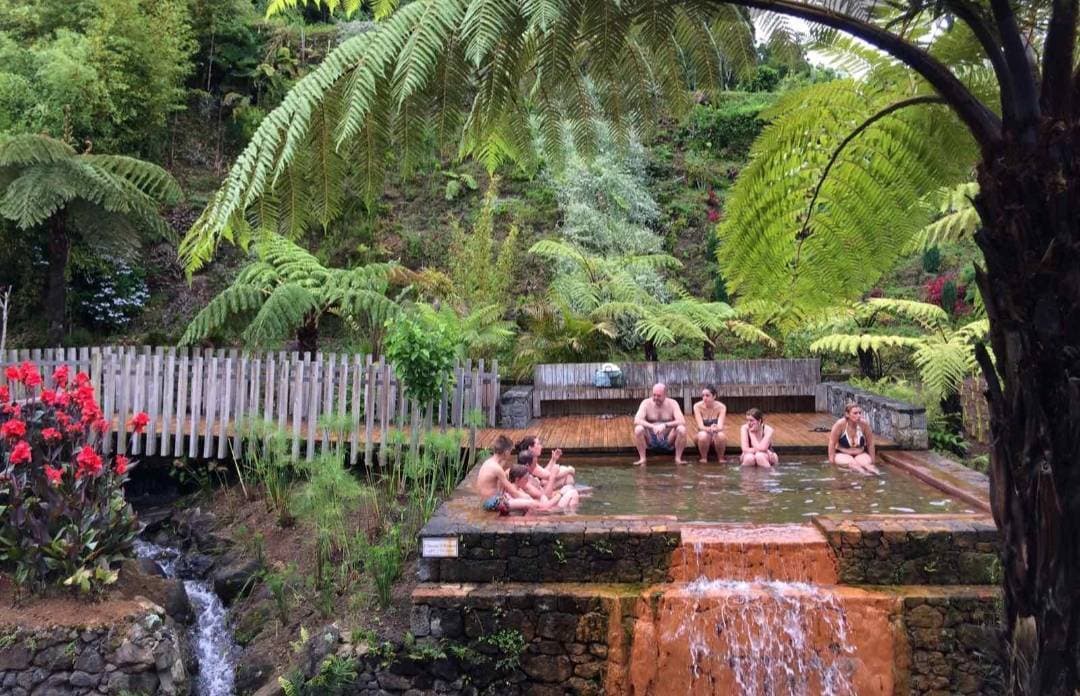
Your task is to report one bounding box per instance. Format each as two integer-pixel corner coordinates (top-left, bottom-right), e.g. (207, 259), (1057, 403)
(279, 655), (358, 696)
(362, 526), (403, 609)
(293, 452), (371, 588)
(812, 298), (989, 401)
(680, 93), (777, 155)
(180, 234), (400, 349)
(446, 183), (518, 312)
(739, 65), (780, 93)
(236, 421), (295, 526)
(384, 306), (460, 408)
(179, 0), (766, 272)
(908, 182), (981, 251)
(921, 247), (941, 274)
(718, 44), (979, 325)
(0, 0), (195, 156)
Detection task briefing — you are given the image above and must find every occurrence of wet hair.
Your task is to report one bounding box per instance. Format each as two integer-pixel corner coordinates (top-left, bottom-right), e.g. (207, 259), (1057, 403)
(702, 384), (717, 397)
(746, 408), (765, 422)
(516, 435), (538, 453)
(517, 450), (536, 467)
(492, 435), (514, 455)
(844, 402), (862, 414)
(508, 464), (529, 482)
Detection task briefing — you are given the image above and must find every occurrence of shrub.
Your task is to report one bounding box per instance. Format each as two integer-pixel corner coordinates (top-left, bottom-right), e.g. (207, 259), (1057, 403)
(0, 363), (146, 593)
(921, 246), (941, 273)
(384, 309), (460, 408)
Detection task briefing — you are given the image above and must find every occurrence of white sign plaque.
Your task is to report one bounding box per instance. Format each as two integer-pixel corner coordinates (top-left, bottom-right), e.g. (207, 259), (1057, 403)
(421, 536), (459, 558)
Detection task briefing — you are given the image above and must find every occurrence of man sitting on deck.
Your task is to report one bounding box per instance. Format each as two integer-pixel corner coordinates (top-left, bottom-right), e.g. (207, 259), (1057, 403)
(517, 435), (576, 487)
(632, 383), (688, 466)
(476, 435), (555, 514)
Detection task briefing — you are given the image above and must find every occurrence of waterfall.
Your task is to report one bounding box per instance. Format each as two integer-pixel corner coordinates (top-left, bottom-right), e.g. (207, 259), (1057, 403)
(629, 525), (896, 696)
(134, 540), (238, 696)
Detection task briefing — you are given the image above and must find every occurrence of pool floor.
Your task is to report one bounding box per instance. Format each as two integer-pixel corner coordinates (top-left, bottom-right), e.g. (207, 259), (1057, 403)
(567, 459), (975, 522)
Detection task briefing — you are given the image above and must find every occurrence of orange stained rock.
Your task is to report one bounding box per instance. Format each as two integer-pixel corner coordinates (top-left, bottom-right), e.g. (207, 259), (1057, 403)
(670, 524), (839, 584)
(627, 583), (901, 696)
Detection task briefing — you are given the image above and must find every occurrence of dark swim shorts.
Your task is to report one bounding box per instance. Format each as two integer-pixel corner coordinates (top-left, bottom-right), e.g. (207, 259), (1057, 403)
(646, 429), (674, 452)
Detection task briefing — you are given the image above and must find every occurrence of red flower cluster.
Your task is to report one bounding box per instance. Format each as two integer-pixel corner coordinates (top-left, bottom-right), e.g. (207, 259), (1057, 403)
(1, 419), (26, 439)
(9, 440), (31, 465)
(75, 446), (103, 478)
(4, 361), (41, 388)
(128, 413), (149, 434)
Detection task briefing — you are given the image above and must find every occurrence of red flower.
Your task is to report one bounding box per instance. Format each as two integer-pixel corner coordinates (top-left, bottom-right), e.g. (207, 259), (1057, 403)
(75, 446), (103, 478)
(0, 386), (8, 403)
(75, 372), (91, 388)
(55, 412), (70, 428)
(92, 418), (110, 434)
(41, 427), (63, 444)
(4, 366), (19, 382)
(706, 209), (721, 223)
(19, 362), (41, 388)
(1, 419), (26, 439)
(2, 404), (19, 416)
(9, 440), (31, 465)
(44, 465), (63, 486)
(128, 412), (149, 434)
(52, 365), (69, 388)
(114, 454), (129, 476)
(40, 389), (57, 406)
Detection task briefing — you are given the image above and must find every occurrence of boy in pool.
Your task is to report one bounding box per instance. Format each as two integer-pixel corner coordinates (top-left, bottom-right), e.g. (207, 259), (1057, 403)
(476, 435), (555, 514)
(518, 432), (578, 486)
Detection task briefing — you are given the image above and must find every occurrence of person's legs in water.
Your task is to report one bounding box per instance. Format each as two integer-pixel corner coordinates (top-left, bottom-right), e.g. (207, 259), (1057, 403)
(852, 452), (879, 475)
(753, 451), (774, 468)
(740, 452), (757, 466)
(632, 424), (649, 465)
(665, 424), (688, 464)
(711, 432), (727, 461)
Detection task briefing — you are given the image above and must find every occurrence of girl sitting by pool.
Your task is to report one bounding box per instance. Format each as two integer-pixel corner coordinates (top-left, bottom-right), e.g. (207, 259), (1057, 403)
(828, 402), (880, 475)
(693, 384), (727, 463)
(740, 408), (777, 468)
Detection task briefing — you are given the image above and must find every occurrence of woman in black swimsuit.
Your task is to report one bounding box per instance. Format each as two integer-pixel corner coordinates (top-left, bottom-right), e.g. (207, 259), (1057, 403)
(828, 402), (879, 475)
(692, 385), (727, 462)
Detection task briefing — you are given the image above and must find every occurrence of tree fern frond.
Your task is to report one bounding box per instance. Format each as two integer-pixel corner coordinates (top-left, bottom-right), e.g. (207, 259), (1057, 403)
(810, 333), (923, 355)
(864, 297), (950, 330)
(181, 284), (267, 345)
(243, 283), (324, 347)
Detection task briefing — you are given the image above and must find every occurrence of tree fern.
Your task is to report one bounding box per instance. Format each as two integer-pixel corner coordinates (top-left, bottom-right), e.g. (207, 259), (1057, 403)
(907, 182), (980, 251)
(181, 234), (400, 351)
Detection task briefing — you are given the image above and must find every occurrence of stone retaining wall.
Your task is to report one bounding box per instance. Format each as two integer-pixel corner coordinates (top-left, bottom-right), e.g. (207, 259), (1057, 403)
(418, 517), (680, 584)
(901, 589), (1003, 695)
(0, 602), (189, 696)
(819, 382), (928, 448)
(815, 516), (1000, 585)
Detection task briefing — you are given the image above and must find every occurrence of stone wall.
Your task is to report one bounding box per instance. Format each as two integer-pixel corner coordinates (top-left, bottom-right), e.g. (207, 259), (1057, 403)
(901, 589), (1003, 695)
(0, 602), (189, 695)
(819, 382), (928, 448)
(499, 386), (534, 429)
(815, 516), (1000, 585)
(418, 517), (680, 584)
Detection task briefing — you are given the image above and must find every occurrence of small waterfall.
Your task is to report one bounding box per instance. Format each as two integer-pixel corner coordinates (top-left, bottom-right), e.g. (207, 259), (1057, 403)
(134, 540), (238, 696)
(631, 525), (897, 696)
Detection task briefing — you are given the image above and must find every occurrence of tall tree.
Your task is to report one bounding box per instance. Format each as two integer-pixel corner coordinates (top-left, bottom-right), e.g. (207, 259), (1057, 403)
(177, 2), (1079, 691)
(0, 134), (180, 344)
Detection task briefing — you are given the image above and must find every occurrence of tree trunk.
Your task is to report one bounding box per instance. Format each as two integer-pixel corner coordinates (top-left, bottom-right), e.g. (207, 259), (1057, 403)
(972, 127), (1080, 695)
(703, 340), (715, 361)
(643, 340), (658, 362)
(44, 217), (70, 346)
(295, 313), (319, 356)
(856, 347), (878, 380)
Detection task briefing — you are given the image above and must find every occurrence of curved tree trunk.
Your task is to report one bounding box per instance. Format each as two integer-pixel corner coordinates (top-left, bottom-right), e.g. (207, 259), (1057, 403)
(295, 313), (320, 356)
(856, 347), (878, 380)
(973, 128), (1080, 695)
(643, 340), (658, 362)
(45, 216), (70, 346)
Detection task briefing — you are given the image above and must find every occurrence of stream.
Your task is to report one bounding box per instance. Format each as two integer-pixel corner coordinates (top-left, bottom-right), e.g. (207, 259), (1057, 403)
(134, 540), (238, 696)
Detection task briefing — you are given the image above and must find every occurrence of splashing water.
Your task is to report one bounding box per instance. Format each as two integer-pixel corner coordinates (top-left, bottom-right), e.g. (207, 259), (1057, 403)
(134, 540), (238, 696)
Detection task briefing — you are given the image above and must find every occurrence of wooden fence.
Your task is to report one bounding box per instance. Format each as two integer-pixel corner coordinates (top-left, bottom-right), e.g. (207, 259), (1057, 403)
(0, 347), (500, 462)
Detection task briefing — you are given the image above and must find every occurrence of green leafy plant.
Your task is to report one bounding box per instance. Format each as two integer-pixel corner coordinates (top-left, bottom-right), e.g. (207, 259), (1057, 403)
(363, 528), (404, 609)
(235, 421), (295, 526)
(181, 235), (401, 354)
(384, 307), (460, 409)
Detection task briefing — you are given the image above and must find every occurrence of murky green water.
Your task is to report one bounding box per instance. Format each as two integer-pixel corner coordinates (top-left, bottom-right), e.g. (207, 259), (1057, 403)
(565, 458), (975, 522)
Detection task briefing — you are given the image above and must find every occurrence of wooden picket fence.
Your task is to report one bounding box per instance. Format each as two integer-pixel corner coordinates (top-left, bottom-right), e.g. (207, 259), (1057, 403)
(0, 346), (500, 462)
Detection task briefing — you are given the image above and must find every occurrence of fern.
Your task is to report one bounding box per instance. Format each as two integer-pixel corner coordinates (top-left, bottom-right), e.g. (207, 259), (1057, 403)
(181, 234), (401, 349)
(907, 182), (981, 251)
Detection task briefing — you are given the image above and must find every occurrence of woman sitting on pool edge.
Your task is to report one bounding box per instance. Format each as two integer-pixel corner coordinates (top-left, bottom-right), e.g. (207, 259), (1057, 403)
(740, 408), (777, 468)
(693, 385), (727, 463)
(828, 402), (880, 475)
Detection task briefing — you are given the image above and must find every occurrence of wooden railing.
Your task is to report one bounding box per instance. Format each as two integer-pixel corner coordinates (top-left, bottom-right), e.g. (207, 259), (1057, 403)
(0, 347), (500, 462)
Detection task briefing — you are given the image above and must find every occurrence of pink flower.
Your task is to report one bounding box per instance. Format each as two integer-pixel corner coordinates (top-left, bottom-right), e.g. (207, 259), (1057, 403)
(74, 372), (91, 388)
(92, 418), (110, 434)
(1, 419), (26, 440)
(52, 365), (69, 388)
(0, 386), (8, 403)
(4, 366), (19, 382)
(9, 440), (31, 465)
(128, 412), (149, 434)
(114, 455), (129, 476)
(75, 446), (103, 479)
(44, 465), (63, 486)
(41, 427), (63, 444)
(40, 389), (57, 405)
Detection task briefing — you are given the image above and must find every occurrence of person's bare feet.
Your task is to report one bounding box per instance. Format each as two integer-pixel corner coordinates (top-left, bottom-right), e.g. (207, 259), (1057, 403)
(697, 458), (708, 464)
(674, 459), (688, 465)
(633, 459), (647, 466)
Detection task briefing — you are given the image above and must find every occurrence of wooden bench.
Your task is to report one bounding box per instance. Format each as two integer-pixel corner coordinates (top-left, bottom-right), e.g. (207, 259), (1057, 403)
(531, 359), (820, 417)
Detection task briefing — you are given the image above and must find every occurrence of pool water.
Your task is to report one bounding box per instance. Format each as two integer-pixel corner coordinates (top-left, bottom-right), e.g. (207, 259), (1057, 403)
(566, 459), (974, 522)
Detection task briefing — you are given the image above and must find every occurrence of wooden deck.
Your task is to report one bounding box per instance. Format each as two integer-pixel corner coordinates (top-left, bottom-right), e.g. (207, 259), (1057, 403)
(474, 412), (897, 454)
